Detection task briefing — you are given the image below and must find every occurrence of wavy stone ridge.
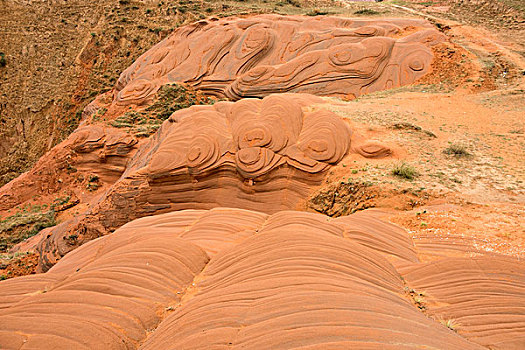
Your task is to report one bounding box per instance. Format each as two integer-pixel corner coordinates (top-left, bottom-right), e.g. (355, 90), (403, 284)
(400, 257), (525, 349)
(35, 94), (394, 271)
(109, 15), (445, 107)
(0, 208), (486, 350)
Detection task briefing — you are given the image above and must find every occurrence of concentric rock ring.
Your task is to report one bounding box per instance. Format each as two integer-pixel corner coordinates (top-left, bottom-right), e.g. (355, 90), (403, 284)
(297, 110), (352, 164)
(235, 147), (283, 178)
(115, 79), (158, 106)
(355, 141), (392, 159)
(187, 135), (221, 174)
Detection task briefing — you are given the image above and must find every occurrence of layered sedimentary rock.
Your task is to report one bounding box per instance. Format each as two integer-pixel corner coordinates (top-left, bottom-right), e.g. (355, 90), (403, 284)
(0, 208), (488, 350)
(400, 256), (525, 349)
(0, 125), (139, 213)
(105, 14), (445, 109)
(2, 11), (523, 350)
(35, 94), (393, 270)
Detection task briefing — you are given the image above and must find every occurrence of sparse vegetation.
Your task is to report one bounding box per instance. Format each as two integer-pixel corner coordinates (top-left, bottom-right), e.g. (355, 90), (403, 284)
(110, 84), (217, 137)
(306, 8), (329, 16)
(438, 318), (460, 332)
(354, 8), (379, 15)
(146, 84), (216, 120)
(443, 143), (472, 158)
(391, 122), (436, 138)
(405, 287), (427, 311)
(0, 206), (56, 252)
(391, 163), (419, 180)
(0, 250), (39, 280)
(86, 174), (100, 191)
(0, 52), (6, 67)
(277, 0), (301, 7)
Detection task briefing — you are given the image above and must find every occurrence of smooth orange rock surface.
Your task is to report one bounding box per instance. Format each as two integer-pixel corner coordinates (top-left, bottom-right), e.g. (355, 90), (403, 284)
(34, 93), (394, 271)
(109, 15), (444, 107)
(0, 208), (489, 350)
(400, 256), (525, 349)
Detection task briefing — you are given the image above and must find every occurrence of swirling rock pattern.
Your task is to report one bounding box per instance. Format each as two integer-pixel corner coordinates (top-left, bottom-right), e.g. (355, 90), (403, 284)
(109, 15), (444, 107)
(142, 93), (352, 180)
(0, 208), (487, 350)
(36, 94), (393, 270)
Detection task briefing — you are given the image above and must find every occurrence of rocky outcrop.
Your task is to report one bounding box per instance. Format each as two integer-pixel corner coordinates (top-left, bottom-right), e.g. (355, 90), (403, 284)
(0, 125), (139, 213)
(0, 208), (492, 350)
(34, 93), (394, 271)
(107, 15), (445, 109)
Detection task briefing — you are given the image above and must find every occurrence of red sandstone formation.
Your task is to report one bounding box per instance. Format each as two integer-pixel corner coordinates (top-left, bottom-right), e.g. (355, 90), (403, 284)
(0, 125), (139, 214)
(2, 12), (522, 350)
(33, 93), (393, 270)
(2, 208), (523, 349)
(100, 14), (445, 112)
(400, 256), (525, 349)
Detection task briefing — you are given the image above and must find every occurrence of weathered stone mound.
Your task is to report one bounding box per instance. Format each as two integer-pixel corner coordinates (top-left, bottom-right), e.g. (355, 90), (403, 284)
(0, 208), (500, 350)
(0, 125), (139, 213)
(109, 14), (445, 108)
(34, 93), (393, 270)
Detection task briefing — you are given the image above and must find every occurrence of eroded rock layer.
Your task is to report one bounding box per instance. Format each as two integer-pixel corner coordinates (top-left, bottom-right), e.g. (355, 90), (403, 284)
(34, 94), (394, 271)
(0, 125), (139, 213)
(107, 15), (445, 108)
(400, 257), (525, 349)
(0, 208), (486, 350)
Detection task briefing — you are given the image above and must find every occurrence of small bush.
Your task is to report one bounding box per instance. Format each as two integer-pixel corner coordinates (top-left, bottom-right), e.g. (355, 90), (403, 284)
(391, 162), (418, 180)
(438, 318), (460, 332)
(354, 9), (379, 15)
(0, 52), (6, 67)
(306, 9), (329, 16)
(443, 144), (471, 158)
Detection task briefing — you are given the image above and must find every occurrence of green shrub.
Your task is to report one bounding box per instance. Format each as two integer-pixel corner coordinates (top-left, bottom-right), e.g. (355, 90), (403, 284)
(391, 162), (419, 180)
(443, 143), (471, 157)
(354, 9), (379, 15)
